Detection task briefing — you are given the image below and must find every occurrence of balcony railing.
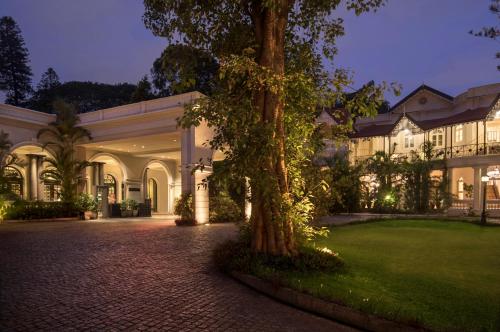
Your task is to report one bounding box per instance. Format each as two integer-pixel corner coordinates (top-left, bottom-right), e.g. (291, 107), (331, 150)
(450, 199), (500, 211)
(354, 142), (500, 163)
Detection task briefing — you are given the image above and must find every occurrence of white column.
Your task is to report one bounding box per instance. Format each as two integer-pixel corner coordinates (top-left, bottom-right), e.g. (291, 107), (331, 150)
(193, 169), (211, 224)
(473, 166), (487, 211)
(27, 154), (39, 201)
(180, 128), (193, 194)
(36, 155), (44, 200)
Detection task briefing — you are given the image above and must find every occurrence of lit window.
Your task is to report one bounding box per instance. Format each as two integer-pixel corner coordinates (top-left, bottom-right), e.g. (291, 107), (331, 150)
(455, 125), (463, 142)
(432, 131), (443, 146)
(487, 130), (498, 142)
(404, 134), (414, 148)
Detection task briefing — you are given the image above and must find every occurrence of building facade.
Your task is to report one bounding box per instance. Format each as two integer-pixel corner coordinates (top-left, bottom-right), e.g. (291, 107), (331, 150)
(349, 83), (500, 213)
(0, 92), (216, 223)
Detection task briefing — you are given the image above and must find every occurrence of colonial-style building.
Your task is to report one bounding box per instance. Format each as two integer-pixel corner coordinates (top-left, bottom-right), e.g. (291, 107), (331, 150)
(349, 83), (500, 213)
(0, 92), (216, 223)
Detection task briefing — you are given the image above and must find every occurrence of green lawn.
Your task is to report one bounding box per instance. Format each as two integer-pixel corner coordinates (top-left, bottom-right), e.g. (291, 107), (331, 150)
(281, 220), (500, 331)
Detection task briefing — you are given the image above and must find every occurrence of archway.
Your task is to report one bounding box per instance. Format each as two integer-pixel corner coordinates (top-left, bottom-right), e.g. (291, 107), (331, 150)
(88, 153), (127, 203)
(142, 160), (174, 214)
(9, 143), (55, 201)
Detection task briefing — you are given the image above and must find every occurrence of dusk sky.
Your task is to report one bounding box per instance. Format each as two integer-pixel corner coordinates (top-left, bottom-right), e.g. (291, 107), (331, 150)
(1, 0), (499, 104)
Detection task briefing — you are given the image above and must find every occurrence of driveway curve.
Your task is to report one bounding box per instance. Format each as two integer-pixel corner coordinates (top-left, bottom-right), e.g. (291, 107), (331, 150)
(0, 220), (355, 331)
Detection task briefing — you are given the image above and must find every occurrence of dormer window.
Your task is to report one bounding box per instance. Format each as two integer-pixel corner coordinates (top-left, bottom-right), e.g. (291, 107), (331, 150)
(455, 125), (463, 142)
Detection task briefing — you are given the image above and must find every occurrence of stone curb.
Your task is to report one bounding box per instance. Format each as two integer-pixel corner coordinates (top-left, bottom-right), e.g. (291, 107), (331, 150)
(231, 271), (428, 332)
(3, 217), (80, 223)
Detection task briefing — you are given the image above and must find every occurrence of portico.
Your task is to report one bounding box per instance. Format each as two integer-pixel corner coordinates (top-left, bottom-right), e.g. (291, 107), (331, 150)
(0, 92), (215, 223)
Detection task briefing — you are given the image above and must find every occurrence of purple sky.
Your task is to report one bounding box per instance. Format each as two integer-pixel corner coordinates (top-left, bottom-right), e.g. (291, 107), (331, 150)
(1, 0), (499, 104)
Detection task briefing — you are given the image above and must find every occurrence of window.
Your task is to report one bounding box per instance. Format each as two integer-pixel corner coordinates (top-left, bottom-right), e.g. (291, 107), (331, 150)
(43, 181), (61, 201)
(487, 130), (498, 142)
(404, 134), (414, 148)
(432, 131), (443, 147)
(147, 178), (158, 212)
(455, 125), (463, 142)
(2, 166), (23, 197)
(104, 174), (117, 204)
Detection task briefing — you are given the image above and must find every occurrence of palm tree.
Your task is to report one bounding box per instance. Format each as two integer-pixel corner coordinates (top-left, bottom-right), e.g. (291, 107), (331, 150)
(37, 100), (91, 203)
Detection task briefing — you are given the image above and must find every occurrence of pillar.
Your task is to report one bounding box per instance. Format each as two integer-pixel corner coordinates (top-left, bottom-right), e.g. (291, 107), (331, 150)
(473, 166), (487, 211)
(36, 156), (44, 200)
(26, 154), (40, 201)
(143, 167), (149, 202)
(193, 169), (211, 224)
(180, 128), (194, 195)
(91, 162), (105, 197)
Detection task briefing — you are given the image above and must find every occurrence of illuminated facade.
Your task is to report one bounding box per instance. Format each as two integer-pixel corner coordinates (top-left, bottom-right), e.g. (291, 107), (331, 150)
(0, 92), (214, 223)
(349, 83), (500, 213)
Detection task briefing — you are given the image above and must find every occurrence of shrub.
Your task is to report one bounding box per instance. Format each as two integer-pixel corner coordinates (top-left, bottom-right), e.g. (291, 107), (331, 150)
(5, 200), (79, 220)
(120, 199), (138, 211)
(209, 191), (244, 223)
(214, 239), (344, 275)
(174, 193), (194, 220)
(75, 193), (97, 212)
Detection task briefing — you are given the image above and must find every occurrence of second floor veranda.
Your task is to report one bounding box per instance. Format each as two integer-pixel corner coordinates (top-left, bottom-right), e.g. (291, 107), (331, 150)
(350, 95), (500, 164)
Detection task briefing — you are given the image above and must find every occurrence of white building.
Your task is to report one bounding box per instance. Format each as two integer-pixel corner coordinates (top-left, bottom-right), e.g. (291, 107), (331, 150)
(349, 83), (500, 213)
(0, 92), (216, 223)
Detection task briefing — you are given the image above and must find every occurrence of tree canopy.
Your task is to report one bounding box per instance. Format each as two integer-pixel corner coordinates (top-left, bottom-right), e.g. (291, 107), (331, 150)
(151, 44), (218, 96)
(144, 0), (395, 255)
(28, 80), (137, 113)
(0, 16), (33, 106)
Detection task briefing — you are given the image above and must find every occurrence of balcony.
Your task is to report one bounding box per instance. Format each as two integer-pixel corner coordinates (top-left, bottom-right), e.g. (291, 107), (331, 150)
(354, 142), (500, 163)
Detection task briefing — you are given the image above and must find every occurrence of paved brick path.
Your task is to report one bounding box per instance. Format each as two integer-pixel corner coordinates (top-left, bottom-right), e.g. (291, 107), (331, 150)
(0, 220), (355, 331)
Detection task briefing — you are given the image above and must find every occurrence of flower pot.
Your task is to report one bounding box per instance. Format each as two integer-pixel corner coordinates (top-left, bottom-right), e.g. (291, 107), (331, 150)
(133, 210), (138, 217)
(84, 211), (97, 220)
(121, 210), (132, 218)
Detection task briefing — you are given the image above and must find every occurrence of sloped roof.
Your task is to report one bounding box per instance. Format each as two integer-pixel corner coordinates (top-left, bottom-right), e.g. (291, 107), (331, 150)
(390, 84), (453, 112)
(349, 123), (396, 138)
(411, 107), (491, 130)
(324, 107), (351, 125)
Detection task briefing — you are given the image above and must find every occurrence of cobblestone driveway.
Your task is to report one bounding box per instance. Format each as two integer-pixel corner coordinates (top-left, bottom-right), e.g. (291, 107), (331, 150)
(0, 220), (355, 331)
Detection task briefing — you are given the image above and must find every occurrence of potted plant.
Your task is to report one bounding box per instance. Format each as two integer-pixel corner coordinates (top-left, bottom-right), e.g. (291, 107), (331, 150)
(120, 199), (138, 217)
(174, 193), (196, 226)
(76, 193), (98, 220)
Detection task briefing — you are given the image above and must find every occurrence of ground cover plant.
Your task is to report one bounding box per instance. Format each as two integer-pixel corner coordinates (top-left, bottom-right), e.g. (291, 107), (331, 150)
(221, 219), (500, 331)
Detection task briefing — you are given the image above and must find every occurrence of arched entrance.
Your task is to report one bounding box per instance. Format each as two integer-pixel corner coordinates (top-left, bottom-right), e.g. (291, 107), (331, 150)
(88, 153), (127, 203)
(142, 160), (173, 214)
(9, 143), (56, 201)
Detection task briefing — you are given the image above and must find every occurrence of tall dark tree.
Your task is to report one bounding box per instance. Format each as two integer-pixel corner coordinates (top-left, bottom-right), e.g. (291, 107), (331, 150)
(37, 67), (61, 91)
(0, 16), (33, 106)
(28, 67), (61, 112)
(144, 0), (391, 255)
(470, 0), (500, 70)
(130, 75), (154, 102)
(27, 81), (137, 113)
(151, 44), (218, 96)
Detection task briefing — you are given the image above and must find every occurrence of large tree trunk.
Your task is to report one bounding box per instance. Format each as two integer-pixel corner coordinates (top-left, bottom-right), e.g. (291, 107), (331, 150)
(249, 1), (296, 256)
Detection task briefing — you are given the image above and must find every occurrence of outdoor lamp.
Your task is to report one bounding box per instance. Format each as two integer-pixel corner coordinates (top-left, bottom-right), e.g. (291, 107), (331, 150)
(481, 175), (490, 225)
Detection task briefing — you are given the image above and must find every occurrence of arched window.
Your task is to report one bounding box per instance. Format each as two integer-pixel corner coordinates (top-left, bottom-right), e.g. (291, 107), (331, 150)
(104, 174), (117, 204)
(148, 178), (158, 212)
(2, 166), (23, 197)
